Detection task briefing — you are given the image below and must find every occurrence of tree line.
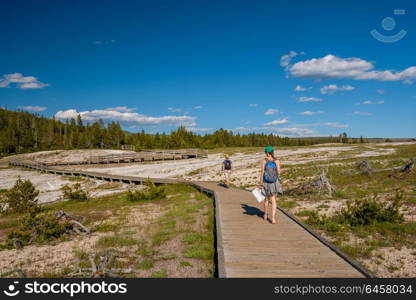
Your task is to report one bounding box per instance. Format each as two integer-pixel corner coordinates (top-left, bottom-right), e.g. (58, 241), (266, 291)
(0, 108), (363, 156)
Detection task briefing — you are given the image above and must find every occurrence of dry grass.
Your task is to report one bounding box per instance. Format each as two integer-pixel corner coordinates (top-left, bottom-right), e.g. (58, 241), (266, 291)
(0, 184), (215, 278)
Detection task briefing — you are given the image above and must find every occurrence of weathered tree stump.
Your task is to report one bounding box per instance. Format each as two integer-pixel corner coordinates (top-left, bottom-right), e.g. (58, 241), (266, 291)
(68, 250), (133, 278)
(356, 160), (373, 175)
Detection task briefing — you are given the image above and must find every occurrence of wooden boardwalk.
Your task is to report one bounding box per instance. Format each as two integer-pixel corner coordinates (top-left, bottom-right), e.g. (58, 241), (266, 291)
(9, 161), (372, 278)
(195, 182), (369, 278)
(28, 149), (209, 166)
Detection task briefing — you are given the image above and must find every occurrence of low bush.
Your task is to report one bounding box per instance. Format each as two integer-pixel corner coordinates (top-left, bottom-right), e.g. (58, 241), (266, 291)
(61, 183), (89, 201)
(338, 191), (404, 226)
(6, 206), (71, 247)
(303, 210), (328, 226)
(1, 178), (39, 213)
(126, 180), (166, 202)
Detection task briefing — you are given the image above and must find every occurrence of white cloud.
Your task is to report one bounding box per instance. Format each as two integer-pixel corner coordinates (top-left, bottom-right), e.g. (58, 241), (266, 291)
(280, 50), (299, 67)
(249, 103), (258, 107)
(233, 120), (348, 137)
(0, 73), (49, 89)
(168, 107), (182, 113)
(320, 84), (354, 94)
(17, 105), (47, 112)
(301, 110), (324, 116)
(292, 122), (349, 129)
(319, 122), (349, 128)
(353, 111), (373, 116)
(105, 106), (135, 113)
(273, 127), (315, 137)
(287, 54), (416, 83)
(264, 118), (288, 126)
(193, 105), (203, 109)
(185, 126), (212, 132)
(298, 96), (322, 102)
(294, 84), (312, 92)
(265, 108), (279, 115)
(359, 100), (384, 105)
(233, 126), (316, 137)
(55, 107), (196, 126)
(92, 40), (116, 45)
(376, 89), (385, 94)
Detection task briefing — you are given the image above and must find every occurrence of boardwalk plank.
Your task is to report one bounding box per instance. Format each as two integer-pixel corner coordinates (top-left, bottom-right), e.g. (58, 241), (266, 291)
(195, 182), (366, 278)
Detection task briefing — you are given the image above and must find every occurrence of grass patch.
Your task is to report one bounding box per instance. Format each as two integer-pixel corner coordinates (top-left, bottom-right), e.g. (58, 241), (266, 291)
(64, 176), (85, 182)
(94, 182), (122, 190)
(156, 253), (177, 260)
(279, 199), (298, 209)
(182, 232), (214, 260)
(92, 222), (119, 233)
(333, 190), (350, 199)
(187, 168), (204, 176)
(96, 235), (139, 248)
(138, 259), (154, 270)
(139, 245), (157, 257)
(152, 219), (176, 246)
(151, 270), (168, 278)
(180, 261), (193, 267)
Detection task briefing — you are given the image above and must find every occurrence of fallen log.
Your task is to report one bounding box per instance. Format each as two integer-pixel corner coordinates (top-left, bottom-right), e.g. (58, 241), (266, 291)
(345, 159), (414, 176)
(55, 210), (90, 234)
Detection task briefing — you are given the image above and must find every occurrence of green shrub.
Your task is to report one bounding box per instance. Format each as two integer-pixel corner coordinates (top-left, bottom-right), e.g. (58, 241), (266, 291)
(138, 259), (154, 270)
(6, 206), (71, 247)
(1, 178), (39, 213)
(338, 192), (404, 226)
(61, 183), (88, 201)
(304, 210), (328, 226)
(126, 181), (166, 202)
(333, 190), (350, 199)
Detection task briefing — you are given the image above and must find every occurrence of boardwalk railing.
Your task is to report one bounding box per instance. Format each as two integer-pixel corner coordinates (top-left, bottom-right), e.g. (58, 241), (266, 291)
(26, 149), (209, 166)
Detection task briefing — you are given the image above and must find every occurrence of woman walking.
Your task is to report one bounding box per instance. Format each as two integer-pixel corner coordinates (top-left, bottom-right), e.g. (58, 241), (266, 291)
(259, 146), (282, 224)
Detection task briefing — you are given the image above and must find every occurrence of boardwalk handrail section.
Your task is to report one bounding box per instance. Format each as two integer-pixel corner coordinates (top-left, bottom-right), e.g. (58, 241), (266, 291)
(21, 149), (209, 166)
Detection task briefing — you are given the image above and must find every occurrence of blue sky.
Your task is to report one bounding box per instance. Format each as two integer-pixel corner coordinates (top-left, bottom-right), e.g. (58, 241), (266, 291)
(0, 0), (415, 137)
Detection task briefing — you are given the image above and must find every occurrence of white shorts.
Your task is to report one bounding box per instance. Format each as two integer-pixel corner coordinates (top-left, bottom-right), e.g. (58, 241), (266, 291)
(224, 170), (231, 179)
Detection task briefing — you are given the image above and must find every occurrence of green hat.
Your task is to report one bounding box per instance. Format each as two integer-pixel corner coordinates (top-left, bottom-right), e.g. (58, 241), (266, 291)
(265, 145), (274, 153)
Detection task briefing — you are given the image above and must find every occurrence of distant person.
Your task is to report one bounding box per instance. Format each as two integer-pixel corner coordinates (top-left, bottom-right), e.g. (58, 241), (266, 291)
(222, 154), (232, 188)
(259, 146), (282, 224)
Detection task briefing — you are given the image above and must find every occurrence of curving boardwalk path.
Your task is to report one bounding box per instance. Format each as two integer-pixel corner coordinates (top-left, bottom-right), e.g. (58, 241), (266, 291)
(10, 161), (371, 278)
(195, 182), (367, 278)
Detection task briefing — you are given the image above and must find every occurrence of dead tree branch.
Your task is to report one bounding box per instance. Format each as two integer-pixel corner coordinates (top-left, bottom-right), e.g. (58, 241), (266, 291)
(345, 159), (414, 176)
(55, 210), (90, 234)
(285, 169), (336, 196)
(68, 250), (133, 278)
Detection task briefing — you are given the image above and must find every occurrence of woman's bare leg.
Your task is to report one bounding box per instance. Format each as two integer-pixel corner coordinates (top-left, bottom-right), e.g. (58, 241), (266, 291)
(263, 196), (269, 220)
(271, 195), (277, 224)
